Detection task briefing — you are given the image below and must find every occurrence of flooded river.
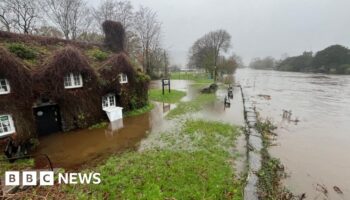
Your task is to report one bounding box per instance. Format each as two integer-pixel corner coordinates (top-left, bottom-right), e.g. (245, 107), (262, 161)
(235, 68), (350, 199)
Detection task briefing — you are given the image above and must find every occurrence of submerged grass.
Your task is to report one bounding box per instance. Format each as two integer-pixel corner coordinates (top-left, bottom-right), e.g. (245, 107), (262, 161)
(148, 89), (186, 103)
(166, 93), (216, 119)
(64, 119), (244, 200)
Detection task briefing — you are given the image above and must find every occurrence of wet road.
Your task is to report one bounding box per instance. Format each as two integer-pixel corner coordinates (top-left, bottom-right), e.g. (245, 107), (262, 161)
(235, 68), (350, 200)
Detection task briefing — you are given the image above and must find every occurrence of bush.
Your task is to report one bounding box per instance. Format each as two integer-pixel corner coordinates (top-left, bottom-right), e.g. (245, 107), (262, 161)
(91, 49), (109, 61)
(7, 43), (36, 60)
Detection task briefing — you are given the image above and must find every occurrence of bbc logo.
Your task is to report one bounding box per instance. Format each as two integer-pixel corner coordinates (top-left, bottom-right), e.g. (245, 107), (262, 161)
(5, 171), (54, 186)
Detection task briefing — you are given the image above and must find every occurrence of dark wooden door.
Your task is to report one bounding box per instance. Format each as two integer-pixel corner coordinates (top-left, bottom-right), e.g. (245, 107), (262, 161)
(33, 105), (62, 136)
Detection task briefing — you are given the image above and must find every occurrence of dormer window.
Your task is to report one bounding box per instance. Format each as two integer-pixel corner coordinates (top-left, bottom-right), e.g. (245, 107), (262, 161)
(64, 73), (83, 89)
(102, 94), (116, 109)
(0, 79), (10, 95)
(118, 73), (128, 84)
(0, 115), (15, 136)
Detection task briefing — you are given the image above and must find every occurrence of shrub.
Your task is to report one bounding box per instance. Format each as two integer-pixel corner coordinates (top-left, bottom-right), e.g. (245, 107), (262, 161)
(91, 49), (109, 61)
(7, 43), (36, 60)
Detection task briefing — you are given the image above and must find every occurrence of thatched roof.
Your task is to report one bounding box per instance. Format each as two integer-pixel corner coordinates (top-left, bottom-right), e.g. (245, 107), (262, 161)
(0, 31), (101, 49)
(98, 53), (136, 92)
(0, 47), (32, 100)
(0, 31), (112, 70)
(33, 46), (99, 98)
(0, 47), (35, 141)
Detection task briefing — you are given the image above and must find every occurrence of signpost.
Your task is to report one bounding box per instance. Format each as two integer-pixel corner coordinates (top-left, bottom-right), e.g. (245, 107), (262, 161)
(162, 78), (171, 95)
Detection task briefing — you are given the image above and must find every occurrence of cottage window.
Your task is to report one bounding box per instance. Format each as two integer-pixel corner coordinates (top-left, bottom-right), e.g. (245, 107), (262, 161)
(102, 94), (116, 109)
(0, 79), (10, 95)
(0, 115), (15, 136)
(64, 73), (83, 89)
(118, 73), (128, 84)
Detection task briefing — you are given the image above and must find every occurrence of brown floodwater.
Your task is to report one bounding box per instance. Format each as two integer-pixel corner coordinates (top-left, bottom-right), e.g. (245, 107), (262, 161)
(235, 68), (350, 199)
(34, 103), (165, 169)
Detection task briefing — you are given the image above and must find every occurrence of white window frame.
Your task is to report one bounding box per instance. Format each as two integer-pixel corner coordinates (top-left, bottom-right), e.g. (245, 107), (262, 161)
(0, 115), (15, 137)
(102, 94), (116, 109)
(118, 73), (128, 84)
(0, 79), (10, 95)
(64, 73), (83, 89)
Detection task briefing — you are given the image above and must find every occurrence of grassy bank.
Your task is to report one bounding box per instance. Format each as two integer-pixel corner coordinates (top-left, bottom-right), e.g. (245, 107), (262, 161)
(148, 89), (186, 103)
(64, 119), (243, 200)
(124, 103), (155, 117)
(256, 119), (294, 199)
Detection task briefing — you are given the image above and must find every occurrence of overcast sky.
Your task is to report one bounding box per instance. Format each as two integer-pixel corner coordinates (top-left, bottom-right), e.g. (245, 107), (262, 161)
(88, 0), (350, 66)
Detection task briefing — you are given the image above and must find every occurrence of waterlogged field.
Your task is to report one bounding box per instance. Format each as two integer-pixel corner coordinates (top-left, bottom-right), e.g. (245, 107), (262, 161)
(2, 78), (245, 199)
(61, 79), (244, 199)
(166, 93), (216, 119)
(66, 120), (243, 199)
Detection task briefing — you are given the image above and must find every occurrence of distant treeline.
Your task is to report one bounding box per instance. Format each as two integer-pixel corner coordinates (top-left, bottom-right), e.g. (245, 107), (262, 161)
(249, 45), (350, 74)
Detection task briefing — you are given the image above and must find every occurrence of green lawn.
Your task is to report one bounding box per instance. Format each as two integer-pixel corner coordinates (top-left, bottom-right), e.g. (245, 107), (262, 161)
(170, 72), (213, 85)
(64, 120), (243, 200)
(124, 103), (155, 117)
(148, 89), (186, 103)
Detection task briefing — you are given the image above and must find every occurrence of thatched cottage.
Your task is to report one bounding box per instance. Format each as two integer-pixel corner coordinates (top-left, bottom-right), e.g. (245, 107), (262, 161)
(0, 21), (149, 144)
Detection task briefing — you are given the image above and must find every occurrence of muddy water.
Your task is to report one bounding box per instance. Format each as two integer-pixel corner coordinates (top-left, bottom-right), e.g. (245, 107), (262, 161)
(34, 103), (166, 169)
(198, 87), (245, 126)
(235, 68), (350, 199)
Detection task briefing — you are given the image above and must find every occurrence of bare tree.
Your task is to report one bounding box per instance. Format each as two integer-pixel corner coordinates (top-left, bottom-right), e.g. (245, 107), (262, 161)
(34, 25), (63, 38)
(94, 0), (137, 53)
(41, 0), (90, 40)
(133, 6), (161, 75)
(94, 0), (133, 30)
(188, 29), (231, 80)
(2, 0), (40, 34)
(0, 1), (14, 31)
